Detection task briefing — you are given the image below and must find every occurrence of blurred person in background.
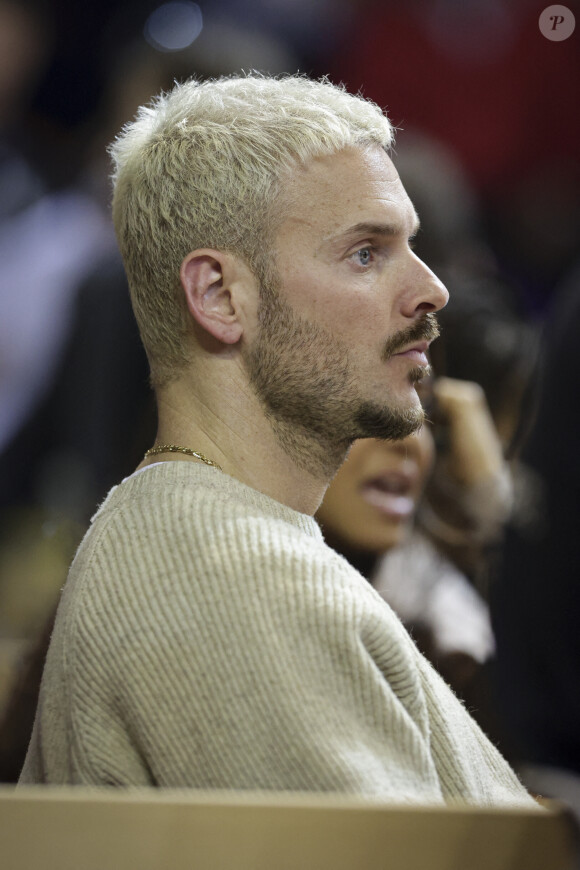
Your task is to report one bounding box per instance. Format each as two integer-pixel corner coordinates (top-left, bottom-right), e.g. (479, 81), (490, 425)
(0, 0), (72, 726)
(0, 0), (116, 481)
(379, 131), (539, 593)
(317, 375), (503, 707)
(426, 284), (538, 594)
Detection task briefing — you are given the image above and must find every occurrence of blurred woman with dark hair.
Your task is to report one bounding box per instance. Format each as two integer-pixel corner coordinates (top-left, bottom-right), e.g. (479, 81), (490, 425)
(317, 375), (510, 702)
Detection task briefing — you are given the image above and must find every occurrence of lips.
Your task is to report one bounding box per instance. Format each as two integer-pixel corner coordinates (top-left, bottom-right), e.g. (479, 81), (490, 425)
(360, 471), (417, 520)
(393, 340), (430, 366)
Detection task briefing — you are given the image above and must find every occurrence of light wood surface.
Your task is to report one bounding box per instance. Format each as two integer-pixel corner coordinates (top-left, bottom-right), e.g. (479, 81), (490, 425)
(1, 787), (576, 870)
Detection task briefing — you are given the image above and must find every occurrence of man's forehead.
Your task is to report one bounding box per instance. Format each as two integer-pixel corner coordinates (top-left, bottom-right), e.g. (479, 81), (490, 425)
(279, 147), (419, 239)
(284, 145), (400, 193)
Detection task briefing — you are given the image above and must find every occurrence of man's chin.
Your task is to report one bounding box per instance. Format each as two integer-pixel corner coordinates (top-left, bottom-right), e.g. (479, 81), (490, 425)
(353, 399), (424, 441)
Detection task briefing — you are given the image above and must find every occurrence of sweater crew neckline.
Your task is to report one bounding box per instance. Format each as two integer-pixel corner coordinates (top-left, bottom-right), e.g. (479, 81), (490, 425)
(92, 461), (323, 540)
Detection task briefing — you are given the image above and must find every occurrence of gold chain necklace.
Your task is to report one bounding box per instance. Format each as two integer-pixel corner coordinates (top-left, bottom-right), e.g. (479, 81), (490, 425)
(144, 444), (222, 470)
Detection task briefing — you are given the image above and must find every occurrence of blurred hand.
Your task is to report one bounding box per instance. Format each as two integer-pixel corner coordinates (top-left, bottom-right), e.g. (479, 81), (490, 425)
(432, 376), (505, 488)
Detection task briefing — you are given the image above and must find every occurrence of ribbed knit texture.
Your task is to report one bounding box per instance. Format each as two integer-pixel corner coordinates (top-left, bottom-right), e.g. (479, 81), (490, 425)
(21, 463), (534, 806)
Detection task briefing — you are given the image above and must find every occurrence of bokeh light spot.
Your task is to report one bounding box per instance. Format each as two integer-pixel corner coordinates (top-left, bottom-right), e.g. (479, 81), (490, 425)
(144, 2), (203, 53)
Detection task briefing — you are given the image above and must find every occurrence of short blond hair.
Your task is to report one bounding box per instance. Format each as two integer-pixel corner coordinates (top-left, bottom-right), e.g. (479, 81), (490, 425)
(109, 74), (394, 386)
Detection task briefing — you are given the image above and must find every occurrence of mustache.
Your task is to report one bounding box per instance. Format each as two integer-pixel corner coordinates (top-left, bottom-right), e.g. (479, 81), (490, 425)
(381, 313), (440, 362)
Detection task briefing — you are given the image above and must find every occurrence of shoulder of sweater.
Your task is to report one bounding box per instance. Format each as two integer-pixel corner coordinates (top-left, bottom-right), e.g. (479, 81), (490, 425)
(65, 463), (396, 633)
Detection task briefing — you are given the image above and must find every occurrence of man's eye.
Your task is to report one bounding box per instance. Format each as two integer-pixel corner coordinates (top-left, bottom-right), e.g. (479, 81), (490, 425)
(353, 247), (373, 267)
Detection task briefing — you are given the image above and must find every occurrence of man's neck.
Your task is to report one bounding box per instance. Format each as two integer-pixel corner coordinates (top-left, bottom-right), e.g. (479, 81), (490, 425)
(142, 370), (340, 516)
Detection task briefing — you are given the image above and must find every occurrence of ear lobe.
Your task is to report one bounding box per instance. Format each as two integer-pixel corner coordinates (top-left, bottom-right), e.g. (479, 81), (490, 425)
(180, 250), (244, 345)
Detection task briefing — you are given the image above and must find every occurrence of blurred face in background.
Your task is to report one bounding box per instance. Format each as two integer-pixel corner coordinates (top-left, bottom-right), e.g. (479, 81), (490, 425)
(317, 426), (435, 554)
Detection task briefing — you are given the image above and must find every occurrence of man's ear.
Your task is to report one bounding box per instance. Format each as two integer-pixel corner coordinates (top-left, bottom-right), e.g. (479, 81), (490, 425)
(180, 249), (247, 345)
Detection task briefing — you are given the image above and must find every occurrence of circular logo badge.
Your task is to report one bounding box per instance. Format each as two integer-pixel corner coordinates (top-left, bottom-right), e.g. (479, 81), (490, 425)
(539, 5), (576, 40)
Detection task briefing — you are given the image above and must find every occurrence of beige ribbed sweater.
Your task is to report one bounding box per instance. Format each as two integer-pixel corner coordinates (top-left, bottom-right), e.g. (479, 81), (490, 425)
(20, 463), (533, 805)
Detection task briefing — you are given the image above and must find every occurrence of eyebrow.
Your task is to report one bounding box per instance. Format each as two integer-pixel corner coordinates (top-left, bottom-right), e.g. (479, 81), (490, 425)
(324, 217), (421, 246)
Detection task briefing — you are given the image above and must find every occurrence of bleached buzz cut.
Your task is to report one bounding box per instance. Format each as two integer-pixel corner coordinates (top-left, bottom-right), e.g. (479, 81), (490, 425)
(109, 73), (394, 386)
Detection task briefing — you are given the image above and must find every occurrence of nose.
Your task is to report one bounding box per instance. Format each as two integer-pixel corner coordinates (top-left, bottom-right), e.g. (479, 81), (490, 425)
(401, 256), (449, 317)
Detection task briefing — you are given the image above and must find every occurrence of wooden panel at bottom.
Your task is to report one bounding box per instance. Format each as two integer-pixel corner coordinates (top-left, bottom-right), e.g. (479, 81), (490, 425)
(0, 788), (577, 870)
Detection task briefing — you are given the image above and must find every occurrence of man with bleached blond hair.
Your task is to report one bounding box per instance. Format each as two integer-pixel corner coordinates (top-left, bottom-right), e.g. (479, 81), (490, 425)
(21, 74), (533, 807)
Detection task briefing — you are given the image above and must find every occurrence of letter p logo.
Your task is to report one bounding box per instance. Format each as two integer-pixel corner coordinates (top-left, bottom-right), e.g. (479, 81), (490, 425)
(539, 5), (576, 40)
